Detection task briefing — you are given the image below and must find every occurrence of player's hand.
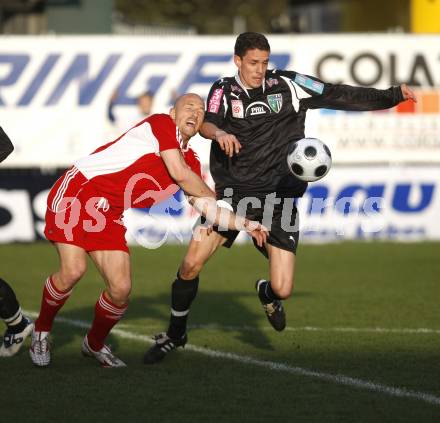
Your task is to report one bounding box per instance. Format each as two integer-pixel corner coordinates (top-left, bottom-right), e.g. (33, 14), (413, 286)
(205, 224), (214, 235)
(192, 221), (214, 241)
(201, 224), (214, 236)
(400, 84), (417, 103)
(215, 130), (242, 157)
(244, 219), (268, 248)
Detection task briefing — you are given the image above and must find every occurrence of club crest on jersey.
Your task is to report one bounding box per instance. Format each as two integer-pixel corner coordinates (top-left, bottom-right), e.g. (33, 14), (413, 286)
(231, 99), (244, 118)
(267, 93), (283, 113)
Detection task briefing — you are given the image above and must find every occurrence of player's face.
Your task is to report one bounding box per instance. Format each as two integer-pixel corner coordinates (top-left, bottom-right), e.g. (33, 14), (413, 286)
(172, 95), (205, 140)
(234, 49), (270, 89)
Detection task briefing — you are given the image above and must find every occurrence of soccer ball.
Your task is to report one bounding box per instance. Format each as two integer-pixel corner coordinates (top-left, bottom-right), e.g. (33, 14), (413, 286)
(287, 137), (332, 182)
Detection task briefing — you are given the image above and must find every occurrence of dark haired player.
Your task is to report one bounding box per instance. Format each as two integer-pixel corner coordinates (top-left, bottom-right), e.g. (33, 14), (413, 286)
(144, 32), (416, 364)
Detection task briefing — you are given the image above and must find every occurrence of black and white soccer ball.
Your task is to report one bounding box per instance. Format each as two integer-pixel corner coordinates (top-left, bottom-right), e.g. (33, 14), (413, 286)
(287, 137), (332, 182)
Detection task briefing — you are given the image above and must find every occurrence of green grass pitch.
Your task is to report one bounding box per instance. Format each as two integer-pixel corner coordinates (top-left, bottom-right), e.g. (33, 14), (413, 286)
(1, 242), (439, 422)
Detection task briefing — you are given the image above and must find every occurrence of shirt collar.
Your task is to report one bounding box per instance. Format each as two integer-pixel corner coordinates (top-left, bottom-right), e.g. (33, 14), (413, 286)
(234, 73), (266, 98)
(176, 127), (190, 152)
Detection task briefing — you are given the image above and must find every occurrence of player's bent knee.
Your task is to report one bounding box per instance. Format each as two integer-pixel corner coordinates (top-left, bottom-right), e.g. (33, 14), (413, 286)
(58, 263), (87, 288)
(272, 280), (294, 300)
(277, 289), (292, 300)
(108, 282), (131, 305)
(179, 257), (203, 280)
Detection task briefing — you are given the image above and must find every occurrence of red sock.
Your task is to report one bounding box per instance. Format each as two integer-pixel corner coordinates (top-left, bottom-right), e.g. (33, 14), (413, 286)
(86, 292), (127, 352)
(35, 276), (73, 332)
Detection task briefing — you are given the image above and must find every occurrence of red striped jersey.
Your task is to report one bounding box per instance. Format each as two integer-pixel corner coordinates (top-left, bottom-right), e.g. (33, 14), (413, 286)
(50, 114), (201, 212)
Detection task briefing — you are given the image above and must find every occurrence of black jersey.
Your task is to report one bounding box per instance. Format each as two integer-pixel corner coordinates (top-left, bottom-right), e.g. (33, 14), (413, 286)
(205, 69), (404, 198)
(0, 127), (14, 163)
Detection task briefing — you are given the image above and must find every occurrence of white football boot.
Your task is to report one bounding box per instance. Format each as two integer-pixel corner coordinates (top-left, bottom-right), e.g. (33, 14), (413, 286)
(30, 330), (51, 366)
(0, 316), (34, 357)
(81, 335), (126, 368)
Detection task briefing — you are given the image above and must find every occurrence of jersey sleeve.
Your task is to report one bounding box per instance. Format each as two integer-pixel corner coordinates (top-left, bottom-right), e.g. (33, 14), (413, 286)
(149, 114), (180, 152)
(304, 81), (404, 111)
(0, 127), (14, 163)
(276, 70), (404, 111)
(203, 79), (227, 128)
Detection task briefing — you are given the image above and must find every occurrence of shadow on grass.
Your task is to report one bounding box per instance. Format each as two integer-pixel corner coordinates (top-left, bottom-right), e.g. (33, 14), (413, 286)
(39, 288), (315, 358)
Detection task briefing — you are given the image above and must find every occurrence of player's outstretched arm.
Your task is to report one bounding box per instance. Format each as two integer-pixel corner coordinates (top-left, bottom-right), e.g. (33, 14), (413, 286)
(161, 148), (216, 199)
(0, 127), (14, 163)
(188, 196), (268, 247)
(200, 122), (242, 157)
(299, 71), (415, 112)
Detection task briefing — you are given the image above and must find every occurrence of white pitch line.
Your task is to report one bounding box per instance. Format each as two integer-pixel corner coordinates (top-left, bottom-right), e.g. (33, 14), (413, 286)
(24, 311), (440, 407)
(118, 323), (440, 336)
(187, 324), (440, 335)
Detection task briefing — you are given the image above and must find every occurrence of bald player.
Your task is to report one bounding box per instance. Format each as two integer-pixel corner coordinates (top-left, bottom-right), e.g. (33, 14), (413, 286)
(30, 94), (268, 368)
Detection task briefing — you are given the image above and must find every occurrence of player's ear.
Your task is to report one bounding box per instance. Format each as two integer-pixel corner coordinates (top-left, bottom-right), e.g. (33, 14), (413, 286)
(233, 55), (241, 68)
(169, 107), (176, 121)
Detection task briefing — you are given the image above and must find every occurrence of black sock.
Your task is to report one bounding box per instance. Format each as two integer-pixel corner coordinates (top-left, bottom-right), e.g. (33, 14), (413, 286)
(166, 273), (199, 339)
(257, 280), (280, 304)
(0, 278), (26, 333)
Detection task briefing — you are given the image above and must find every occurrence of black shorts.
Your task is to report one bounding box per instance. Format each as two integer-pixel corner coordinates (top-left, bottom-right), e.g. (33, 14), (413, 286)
(211, 193), (300, 257)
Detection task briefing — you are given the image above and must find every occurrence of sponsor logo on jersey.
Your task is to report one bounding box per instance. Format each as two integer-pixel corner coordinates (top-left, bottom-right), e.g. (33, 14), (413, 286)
(245, 101), (272, 117)
(294, 74), (324, 94)
(231, 99), (244, 118)
(250, 107), (266, 115)
(208, 88), (223, 113)
(267, 93), (283, 113)
(266, 78), (279, 87)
